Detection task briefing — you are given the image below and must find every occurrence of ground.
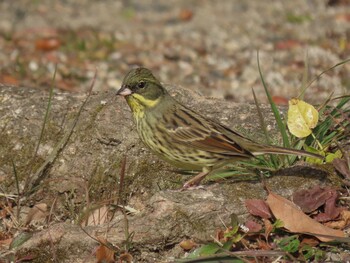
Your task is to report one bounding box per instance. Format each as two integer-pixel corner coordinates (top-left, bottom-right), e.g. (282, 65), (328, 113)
(0, 0), (350, 262)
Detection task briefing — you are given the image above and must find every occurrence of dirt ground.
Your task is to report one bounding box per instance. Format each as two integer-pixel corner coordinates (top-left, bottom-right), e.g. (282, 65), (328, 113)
(0, 0), (349, 102)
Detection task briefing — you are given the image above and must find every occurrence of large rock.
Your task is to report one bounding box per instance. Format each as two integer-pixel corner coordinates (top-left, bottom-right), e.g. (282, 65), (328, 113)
(0, 85), (331, 262)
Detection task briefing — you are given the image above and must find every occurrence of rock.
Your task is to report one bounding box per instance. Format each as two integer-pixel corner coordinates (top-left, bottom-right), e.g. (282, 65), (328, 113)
(0, 84), (332, 262)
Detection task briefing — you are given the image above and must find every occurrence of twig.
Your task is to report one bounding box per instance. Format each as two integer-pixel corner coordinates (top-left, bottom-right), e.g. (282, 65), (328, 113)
(11, 159), (20, 221)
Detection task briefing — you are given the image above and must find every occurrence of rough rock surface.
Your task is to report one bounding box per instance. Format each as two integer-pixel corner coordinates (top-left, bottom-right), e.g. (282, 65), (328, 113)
(0, 85), (334, 262)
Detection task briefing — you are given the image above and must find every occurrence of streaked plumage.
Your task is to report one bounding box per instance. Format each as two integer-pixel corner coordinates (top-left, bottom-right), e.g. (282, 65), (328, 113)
(116, 67), (322, 188)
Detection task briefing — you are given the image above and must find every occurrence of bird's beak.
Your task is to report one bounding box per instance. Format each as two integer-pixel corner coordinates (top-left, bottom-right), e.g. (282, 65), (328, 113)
(116, 85), (132, 97)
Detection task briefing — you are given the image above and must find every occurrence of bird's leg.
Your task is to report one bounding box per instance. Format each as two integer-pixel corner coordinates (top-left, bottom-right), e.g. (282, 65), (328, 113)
(182, 167), (210, 189)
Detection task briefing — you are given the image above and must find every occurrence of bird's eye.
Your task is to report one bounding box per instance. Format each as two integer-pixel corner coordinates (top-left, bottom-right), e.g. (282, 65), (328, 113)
(137, 81), (146, 89)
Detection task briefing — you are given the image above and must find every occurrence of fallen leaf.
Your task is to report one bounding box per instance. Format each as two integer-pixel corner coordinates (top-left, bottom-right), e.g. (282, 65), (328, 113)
(179, 9), (193, 21)
(293, 185), (333, 213)
(10, 232), (33, 249)
(324, 210), (350, 229)
(333, 158), (350, 179)
(35, 37), (61, 51)
(0, 238), (12, 249)
(275, 39), (301, 50)
(96, 237), (115, 263)
(287, 98), (319, 138)
(179, 239), (197, 251)
(272, 96), (289, 105)
(82, 205), (109, 226)
(245, 220), (262, 233)
(257, 238), (272, 250)
(300, 237), (319, 247)
(263, 218), (273, 240)
(266, 192), (344, 242)
(119, 252), (133, 262)
(335, 13), (350, 22)
(25, 203), (48, 225)
(245, 199), (272, 219)
(313, 191), (341, 222)
(0, 75), (19, 85)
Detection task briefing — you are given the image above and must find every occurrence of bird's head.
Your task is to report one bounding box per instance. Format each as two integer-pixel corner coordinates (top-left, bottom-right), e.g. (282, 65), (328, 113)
(116, 68), (167, 112)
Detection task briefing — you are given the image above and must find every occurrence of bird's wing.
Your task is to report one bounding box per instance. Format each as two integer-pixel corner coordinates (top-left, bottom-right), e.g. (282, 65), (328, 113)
(165, 105), (253, 157)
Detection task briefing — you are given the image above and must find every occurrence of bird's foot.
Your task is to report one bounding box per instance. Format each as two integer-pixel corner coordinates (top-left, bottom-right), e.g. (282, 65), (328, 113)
(181, 170), (209, 190)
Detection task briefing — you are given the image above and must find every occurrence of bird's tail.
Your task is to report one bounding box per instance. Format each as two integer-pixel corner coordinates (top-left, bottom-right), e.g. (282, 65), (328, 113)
(251, 145), (323, 160)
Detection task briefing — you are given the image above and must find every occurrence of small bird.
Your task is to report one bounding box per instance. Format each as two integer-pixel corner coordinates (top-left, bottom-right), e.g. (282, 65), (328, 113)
(116, 67), (322, 188)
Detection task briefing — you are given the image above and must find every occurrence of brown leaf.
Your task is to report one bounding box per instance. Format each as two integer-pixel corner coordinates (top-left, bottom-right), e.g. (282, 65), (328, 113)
(119, 252), (133, 263)
(82, 205), (109, 226)
(266, 192), (345, 242)
(35, 37), (61, 51)
(179, 9), (193, 21)
(0, 238), (12, 249)
(335, 13), (350, 22)
(245, 199), (272, 219)
(179, 239), (197, 251)
(0, 75), (19, 85)
(215, 228), (224, 242)
(263, 218), (273, 240)
(25, 203), (48, 226)
(257, 238), (272, 250)
(292, 185), (333, 213)
(96, 238), (115, 263)
(275, 39), (301, 50)
(324, 210), (350, 229)
(245, 220), (262, 233)
(300, 237), (319, 247)
(333, 158), (350, 179)
(272, 96), (288, 106)
(313, 191), (341, 222)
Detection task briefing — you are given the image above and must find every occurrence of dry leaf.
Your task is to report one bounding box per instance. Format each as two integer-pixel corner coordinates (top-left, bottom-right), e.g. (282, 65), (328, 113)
(275, 39), (301, 50)
(333, 158), (350, 179)
(0, 238), (13, 249)
(245, 220), (263, 233)
(119, 252), (133, 262)
(287, 98), (319, 138)
(35, 37), (61, 51)
(266, 192), (344, 242)
(263, 218), (273, 240)
(25, 203), (48, 225)
(324, 210), (350, 229)
(179, 239), (197, 250)
(245, 199), (272, 219)
(179, 9), (193, 21)
(96, 237), (115, 263)
(257, 238), (272, 250)
(293, 186), (333, 213)
(300, 237), (319, 247)
(272, 95), (288, 105)
(313, 191), (341, 222)
(83, 205), (109, 226)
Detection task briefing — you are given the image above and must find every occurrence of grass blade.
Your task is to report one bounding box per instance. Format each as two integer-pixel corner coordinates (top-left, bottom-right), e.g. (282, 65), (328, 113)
(33, 65), (57, 157)
(257, 51), (290, 148)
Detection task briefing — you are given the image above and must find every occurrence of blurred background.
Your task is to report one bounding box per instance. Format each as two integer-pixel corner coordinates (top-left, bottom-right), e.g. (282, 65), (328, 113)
(0, 0), (349, 103)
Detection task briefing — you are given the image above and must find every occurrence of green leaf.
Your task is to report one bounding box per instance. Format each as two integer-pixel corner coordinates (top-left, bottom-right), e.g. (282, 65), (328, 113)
(277, 235), (300, 253)
(257, 51), (290, 148)
(273, 219), (284, 229)
(325, 150), (342, 163)
(10, 232), (33, 249)
(300, 245), (314, 261)
(304, 145), (325, 164)
(187, 243), (221, 258)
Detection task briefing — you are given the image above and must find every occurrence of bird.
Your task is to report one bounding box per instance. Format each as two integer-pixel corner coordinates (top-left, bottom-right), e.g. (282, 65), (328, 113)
(116, 67), (322, 188)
